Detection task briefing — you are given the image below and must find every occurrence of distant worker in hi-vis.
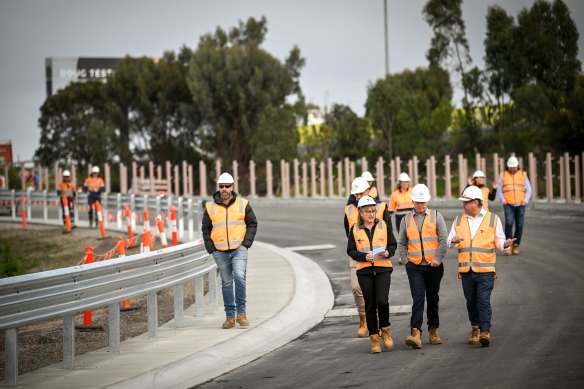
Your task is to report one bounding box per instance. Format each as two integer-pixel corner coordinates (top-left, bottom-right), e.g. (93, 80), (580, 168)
(465, 170), (497, 211)
(361, 171), (379, 200)
(57, 169), (76, 228)
(496, 155), (531, 256)
(202, 172), (258, 329)
(388, 172), (414, 234)
(448, 186), (516, 347)
(82, 166), (105, 228)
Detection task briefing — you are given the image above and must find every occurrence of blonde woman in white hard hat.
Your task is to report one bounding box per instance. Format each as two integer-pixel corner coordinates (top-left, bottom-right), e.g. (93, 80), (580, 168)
(388, 172), (414, 233)
(465, 170), (497, 211)
(397, 184), (448, 350)
(495, 156), (531, 256)
(361, 171), (379, 200)
(82, 166), (105, 228)
(347, 196), (397, 353)
(202, 172), (258, 329)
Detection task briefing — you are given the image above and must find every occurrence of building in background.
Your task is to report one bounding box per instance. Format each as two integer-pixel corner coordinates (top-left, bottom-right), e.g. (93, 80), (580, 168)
(0, 140), (13, 165)
(45, 57), (123, 97)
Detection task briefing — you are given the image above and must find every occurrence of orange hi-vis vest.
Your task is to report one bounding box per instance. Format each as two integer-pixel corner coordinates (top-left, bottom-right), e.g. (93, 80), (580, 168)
(346, 202), (386, 230)
(84, 176), (105, 192)
(58, 181), (75, 197)
(388, 188), (414, 214)
(369, 186), (379, 199)
(479, 186), (490, 211)
(501, 170), (527, 205)
(206, 197), (248, 251)
(454, 211), (498, 275)
(353, 219), (392, 271)
(405, 209), (439, 264)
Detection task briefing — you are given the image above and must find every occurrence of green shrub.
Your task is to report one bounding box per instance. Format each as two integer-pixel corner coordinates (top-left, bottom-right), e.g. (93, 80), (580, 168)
(0, 242), (26, 278)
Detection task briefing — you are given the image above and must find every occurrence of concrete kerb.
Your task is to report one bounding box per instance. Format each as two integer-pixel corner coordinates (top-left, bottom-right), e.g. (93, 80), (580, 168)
(105, 241), (334, 389)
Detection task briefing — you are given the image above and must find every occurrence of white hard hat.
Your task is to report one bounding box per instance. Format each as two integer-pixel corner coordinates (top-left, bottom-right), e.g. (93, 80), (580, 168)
(62, 170), (71, 177)
(411, 183), (431, 202)
(91, 166), (100, 174)
(459, 186), (484, 202)
(217, 172), (235, 185)
(507, 156), (519, 168)
(357, 195), (377, 209)
(361, 171), (375, 182)
(473, 170), (486, 178)
(350, 177), (370, 194)
(398, 172), (411, 182)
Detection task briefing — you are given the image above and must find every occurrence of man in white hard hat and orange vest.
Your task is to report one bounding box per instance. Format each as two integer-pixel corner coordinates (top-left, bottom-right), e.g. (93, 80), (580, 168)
(448, 186), (516, 347)
(361, 171), (379, 200)
(466, 170), (497, 211)
(83, 166), (105, 228)
(496, 155), (531, 255)
(58, 170), (76, 228)
(397, 184), (448, 349)
(202, 172), (258, 329)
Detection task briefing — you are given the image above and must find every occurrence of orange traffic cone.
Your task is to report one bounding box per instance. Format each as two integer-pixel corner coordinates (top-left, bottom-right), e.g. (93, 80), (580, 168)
(124, 204), (133, 245)
(94, 200), (107, 239)
(21, 196), (26, 229)
(156, 217), (168, 248)
(170, 206), (178, 246)
(62, 196), (71, 233)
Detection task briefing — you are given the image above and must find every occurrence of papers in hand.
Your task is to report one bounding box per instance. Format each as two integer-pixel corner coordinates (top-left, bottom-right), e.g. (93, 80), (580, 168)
(370, 247), (385, 259)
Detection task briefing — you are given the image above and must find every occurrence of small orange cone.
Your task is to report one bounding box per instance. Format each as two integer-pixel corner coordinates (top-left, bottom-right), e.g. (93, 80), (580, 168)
(62, 196), (71, 233)
(21, 196), (27, 229)
(170, 206), (178, 246)
(94, 201), (107, 239)
(156, 217), (168, 248)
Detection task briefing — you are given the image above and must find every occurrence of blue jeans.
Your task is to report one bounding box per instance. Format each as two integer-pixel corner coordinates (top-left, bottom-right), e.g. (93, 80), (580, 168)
(461, 271), (495, 332)
(406, 262), (444, 330)
(212, 246), (248, 317)
(504, 204), (525, 246)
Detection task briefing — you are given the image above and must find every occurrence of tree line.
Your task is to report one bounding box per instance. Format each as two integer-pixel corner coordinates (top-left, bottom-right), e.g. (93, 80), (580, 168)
(35, 0), (582, 173)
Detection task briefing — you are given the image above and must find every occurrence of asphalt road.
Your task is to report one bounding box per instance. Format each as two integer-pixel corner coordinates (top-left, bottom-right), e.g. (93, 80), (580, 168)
(196, 200), (584, 389)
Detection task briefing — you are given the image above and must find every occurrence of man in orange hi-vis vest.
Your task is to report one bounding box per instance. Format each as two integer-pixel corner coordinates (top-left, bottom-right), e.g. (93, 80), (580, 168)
(202, 172), (258, 330)
(83, 166), (105, 228)
(57, 170), (76, 228)
(448, 186), (516, 347)
(496, 156), (532, 256)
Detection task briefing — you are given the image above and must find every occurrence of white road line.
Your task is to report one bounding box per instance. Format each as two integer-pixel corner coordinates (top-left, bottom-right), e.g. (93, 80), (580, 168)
(284, 244), (336, 251)
(325, 305), (411, 317)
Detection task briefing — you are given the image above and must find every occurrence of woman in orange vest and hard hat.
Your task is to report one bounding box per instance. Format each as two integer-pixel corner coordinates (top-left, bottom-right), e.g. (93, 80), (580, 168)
(57, 170), (76, 229)
(83, 166), (105, 228)
(388, 172), (414, 234)
(361, 171), (379, 200)
(448, 186), (516, 347)
(397, 184), (448, 349)
(347, 195), (397, 354)
(465, 170), (497, 211)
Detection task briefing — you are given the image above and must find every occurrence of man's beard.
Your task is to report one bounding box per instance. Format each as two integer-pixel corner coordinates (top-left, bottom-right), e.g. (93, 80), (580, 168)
(221, 192), (231, 200)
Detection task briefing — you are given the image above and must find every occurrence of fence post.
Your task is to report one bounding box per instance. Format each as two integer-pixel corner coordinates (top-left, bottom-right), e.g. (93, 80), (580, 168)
(545, 152), (553, 201)
(249, 160), (257, 198)
(174, 165), (180, 196)
(564, 152), (572, 202)
(429, 156), (437, 199)
(182, 161), (188, 196)
(337, 161), (343, 197)
(344, 158), (350, 197)
(575, 154), (581, 203)
(187, 198), (194, 241)
(166, 161), (172, 195)
(266, 160), (273, 198)
(444, 155), (451, 199)
(294, 159), (300, 197)
(361, 156), (368, 173)
(559, 156), (565, 200)
(302, 161), (308, 197)
(43, 189), (48, 221)
(320, 160), (325, 197)
(327, 158), (334, 198)
(528, 153), (538, 201)
(232, 160), (239, 194)
(310, 158), (316, 197)
(11, 189), (16, 220)
(26, 188), (32, 221)
(457, 154), (465, 196)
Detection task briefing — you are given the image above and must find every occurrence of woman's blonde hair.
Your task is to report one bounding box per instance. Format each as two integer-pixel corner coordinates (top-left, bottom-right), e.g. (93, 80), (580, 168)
(394, 181), (410, 192)
(357, 205), (376, 226)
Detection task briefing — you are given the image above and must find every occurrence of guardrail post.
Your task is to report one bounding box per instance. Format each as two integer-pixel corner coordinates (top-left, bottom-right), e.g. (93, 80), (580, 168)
(63, 314), (75, 369)
(43, 189), (48, 221)
(156, 195), (162, 219)
(5, 328), (17, 386)
(178, 197), (184, 239)
(147, 291), (158, 338)
(130, 194), (136, 231)
(109, 303), (120, 352)
(116, 193), (122, 229)
(174, 284), (184, 328)
(208, 268), (217, 305)
(195, 275), (205, 317)
(26, 188), (32, 221)
(11, 189), (16, 220)
(187, 198), (194, 241)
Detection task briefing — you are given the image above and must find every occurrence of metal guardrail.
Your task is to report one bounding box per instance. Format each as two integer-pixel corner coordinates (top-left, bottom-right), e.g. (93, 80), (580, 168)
(0, 190), (218, 387)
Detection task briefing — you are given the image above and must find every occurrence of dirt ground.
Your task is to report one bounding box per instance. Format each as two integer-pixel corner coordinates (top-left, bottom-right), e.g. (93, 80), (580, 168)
(0, 222), (202, 380)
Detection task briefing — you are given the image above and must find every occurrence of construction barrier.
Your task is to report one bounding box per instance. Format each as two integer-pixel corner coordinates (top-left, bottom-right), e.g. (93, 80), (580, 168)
(95, 200), (107, 239)
(170, 205), (178, 246)
(124, 204), (133, 245)
(142, 230), (151, 253)
(82, 247), (94, 327)
(156, 217), (168, 248)
(62, 196), (71, 233)
(20, 196), (26, 229)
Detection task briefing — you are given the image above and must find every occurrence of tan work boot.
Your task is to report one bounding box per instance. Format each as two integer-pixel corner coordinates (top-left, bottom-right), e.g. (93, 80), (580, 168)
(479, 331), (491, 347)
(357, 314), (368, 338)
(236, 312), (249, 327)
(469, 325), (480, 345)
(405, 328), (422, 349)
(428, 327), (442, 345)
(512, 243), (519, 255)
(222, 316), (236, 329)
(369, 334), (381, 353)
(380, 326), (394, 349)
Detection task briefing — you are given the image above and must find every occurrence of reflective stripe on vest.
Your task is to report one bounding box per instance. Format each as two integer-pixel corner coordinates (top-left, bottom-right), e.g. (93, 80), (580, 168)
(501, 170), (527, 205)
(345, 204), (359, 230)
(454, 211), (497, 274)
(353, 220), (392, 271)
(405, 209), (439, 264)
(206, 197), (248, 251)
(375, 202), (386, 220)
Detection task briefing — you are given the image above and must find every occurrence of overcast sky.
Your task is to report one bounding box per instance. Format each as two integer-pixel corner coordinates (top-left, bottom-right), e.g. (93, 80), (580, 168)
(1, 0), (583, 160)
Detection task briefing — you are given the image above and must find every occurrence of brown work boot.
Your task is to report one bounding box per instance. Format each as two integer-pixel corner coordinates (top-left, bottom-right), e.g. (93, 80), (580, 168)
(357, 314), (368, 338)
(405, 328), (422, 349)
(369, 334), (381, 353)
(469, 325), (480, 345)
(479, 331), (491, 347)
(236, 312), (249, 327)
(222, 316), (236, 329)
(380, 326), (394, 349)
(428, 327), (442, 345)
(512, 244), (519, 255)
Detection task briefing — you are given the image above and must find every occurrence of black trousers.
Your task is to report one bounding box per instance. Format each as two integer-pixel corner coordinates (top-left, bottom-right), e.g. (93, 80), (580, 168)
(406, 262), (444, 330)
(357, 270), (392, 335)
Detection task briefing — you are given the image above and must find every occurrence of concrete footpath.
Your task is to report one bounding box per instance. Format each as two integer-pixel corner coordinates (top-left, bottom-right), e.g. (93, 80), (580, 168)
(12, 241), (334, 389)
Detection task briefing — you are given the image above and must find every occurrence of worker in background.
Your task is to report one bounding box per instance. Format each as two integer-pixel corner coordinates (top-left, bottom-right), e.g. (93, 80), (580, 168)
(388, 172), (414, 234)
(361, 171), (379, 200)
(345, 177), (392, 338)
(202, 172), (258, 329)
(57, 169), (76, 228)
(347, 195), (397, 353)
(397, 184), (448, 349)
(496, 156), (531, 256)
(448, 186), (516, 347)
(465, 170), (497, 211)
(83, 166), (105, 228)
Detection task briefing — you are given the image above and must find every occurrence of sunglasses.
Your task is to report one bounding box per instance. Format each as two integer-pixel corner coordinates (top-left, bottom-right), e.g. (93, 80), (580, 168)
(462, 199), (474, 205)
(219, 184), (232, 189)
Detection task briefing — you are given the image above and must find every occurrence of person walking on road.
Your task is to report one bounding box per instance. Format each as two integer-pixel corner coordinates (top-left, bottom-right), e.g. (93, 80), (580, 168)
(345, 177), (392, 338)
(82, 166), (105, 228)
(57, 170), (76, 228)
(397, 184), (448, 349)
(466, 170), (497, 211)
(448, 186), (516, 347)
(361, 171), (379, 200)
(347, 196), (397, 353)
(202, 172), (258, 329)
(497, 156), (531, 256)
(388, 172), (414, 233)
